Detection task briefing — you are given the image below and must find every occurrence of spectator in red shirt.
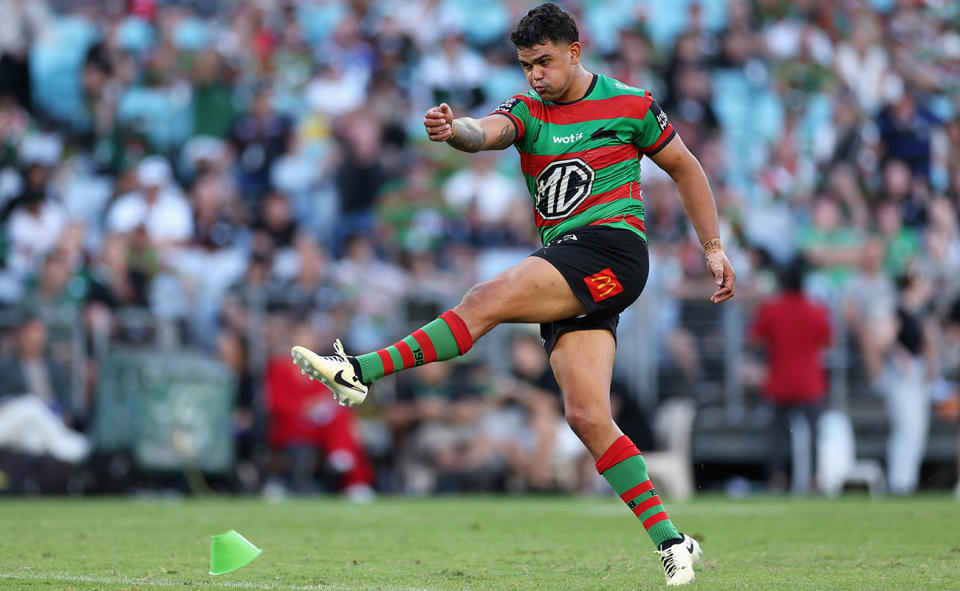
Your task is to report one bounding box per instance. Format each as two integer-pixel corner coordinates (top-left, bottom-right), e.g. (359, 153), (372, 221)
(749, 257), (832, 491)
(263, 322), (375, 501)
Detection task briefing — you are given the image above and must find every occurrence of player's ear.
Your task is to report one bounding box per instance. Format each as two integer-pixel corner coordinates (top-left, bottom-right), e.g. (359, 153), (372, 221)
(568, 41), (581, 65)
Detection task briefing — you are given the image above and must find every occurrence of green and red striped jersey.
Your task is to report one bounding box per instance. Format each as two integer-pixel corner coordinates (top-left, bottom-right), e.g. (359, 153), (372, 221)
(492, 74), (675, 244)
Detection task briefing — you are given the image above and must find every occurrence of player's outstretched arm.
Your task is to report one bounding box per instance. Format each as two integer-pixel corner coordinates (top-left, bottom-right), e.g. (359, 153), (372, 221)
(423, 103), (516, 153)
(651, 135), (736, 304)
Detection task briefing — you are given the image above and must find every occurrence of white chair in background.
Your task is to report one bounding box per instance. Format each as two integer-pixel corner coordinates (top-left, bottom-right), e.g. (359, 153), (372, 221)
(643, 398), (697, 500)
(817, 409), (886, 497)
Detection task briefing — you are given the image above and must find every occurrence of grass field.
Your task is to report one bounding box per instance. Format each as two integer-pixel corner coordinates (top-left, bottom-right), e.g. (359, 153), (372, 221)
(1, 494), (958, 590)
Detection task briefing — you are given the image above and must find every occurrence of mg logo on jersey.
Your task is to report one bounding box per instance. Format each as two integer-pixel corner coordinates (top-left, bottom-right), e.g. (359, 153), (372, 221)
(535, 158), (595, 220)
(584, 268), (624, 302)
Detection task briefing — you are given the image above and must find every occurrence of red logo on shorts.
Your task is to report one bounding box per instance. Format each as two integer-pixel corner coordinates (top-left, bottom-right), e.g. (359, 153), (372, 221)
(584, 268), (623, 302)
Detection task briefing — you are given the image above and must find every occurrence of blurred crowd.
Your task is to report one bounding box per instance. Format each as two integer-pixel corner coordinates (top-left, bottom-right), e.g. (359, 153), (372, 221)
(0, 0), (959, 497)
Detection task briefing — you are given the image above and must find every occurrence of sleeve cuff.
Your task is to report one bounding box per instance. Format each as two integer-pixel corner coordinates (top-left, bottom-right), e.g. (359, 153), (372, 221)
(642, 127), (676, 156)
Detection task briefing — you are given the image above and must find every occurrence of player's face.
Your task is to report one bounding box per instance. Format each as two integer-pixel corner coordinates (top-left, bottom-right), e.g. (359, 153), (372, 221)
(517, 41), (580, 102)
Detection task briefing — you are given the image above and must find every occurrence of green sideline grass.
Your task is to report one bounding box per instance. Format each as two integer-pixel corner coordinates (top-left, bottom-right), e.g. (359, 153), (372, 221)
(1, 494), (958, 590)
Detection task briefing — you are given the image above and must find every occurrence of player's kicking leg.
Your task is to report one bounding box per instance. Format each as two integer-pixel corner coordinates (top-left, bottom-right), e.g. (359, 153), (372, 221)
(549, 328), (702, 585)
(292, 255), (584, 406)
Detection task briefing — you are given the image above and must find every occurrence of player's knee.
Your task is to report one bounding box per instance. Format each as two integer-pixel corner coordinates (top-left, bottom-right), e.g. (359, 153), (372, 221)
(459, 281), (486, 308)
(459, 278), (508, 323)
(563, 402), (609, 442)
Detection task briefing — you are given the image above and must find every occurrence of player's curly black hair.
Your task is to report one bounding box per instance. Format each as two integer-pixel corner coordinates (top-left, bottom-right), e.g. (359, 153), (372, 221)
(509, 3), (579, 49)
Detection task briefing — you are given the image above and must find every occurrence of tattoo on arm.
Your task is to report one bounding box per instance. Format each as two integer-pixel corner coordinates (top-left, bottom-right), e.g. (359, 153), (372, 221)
(489, 122), (515, 150)
(446, 118), (485, 153)
(446, 117), (516, 152)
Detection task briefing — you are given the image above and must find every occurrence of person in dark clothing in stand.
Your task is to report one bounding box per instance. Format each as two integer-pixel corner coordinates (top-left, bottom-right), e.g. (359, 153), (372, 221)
(229, 86), (292, 204)
(331, 112), (389, 256)
(874, 91), (940, 180)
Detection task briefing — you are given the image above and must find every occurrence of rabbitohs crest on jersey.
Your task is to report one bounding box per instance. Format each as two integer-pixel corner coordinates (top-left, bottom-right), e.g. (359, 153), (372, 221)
(492, 74), (676, 245)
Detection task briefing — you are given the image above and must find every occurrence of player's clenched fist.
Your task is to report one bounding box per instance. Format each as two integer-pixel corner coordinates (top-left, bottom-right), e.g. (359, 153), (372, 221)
(424, 103), (456, 142)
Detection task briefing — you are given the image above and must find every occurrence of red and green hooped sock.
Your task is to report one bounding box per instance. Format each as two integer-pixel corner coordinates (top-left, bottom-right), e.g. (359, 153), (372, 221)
(354, 310), (473, 384)
(596, 435), (681, 548)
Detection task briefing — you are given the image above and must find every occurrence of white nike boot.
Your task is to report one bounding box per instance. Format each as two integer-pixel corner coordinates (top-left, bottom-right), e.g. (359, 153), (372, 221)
(656, 533), (702, 586)
(291, 339), (368, 406)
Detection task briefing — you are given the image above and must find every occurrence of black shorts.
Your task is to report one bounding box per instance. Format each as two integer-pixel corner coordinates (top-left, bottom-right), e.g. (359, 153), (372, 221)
(529, 225), (650, 354)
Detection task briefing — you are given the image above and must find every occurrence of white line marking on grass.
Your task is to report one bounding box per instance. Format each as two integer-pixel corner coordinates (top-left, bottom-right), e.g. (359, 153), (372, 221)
(0, 573), (436, 591)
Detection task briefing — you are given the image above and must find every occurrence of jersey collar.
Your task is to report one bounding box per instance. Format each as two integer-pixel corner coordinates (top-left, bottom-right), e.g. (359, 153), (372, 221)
(551, 73), (598, 106)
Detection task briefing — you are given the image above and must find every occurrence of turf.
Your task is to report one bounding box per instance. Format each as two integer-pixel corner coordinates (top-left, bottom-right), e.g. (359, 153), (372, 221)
(0, 494), (958, 590)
